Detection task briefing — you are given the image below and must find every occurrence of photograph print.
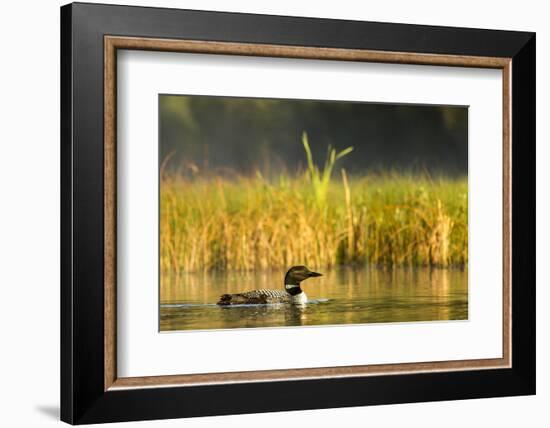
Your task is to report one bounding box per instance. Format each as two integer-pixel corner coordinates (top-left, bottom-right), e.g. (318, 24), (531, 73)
(159, 94), (468, 332)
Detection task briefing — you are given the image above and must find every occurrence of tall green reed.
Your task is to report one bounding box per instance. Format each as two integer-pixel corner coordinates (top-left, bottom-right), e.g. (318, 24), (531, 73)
(302, 132), (353, 205)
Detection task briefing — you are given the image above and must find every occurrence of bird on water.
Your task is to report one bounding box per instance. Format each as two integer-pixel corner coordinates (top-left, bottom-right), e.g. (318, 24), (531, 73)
(217, 265), (322, 305)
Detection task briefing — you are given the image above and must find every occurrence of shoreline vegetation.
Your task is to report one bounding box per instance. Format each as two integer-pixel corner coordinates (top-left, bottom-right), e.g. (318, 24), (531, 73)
(160, 133), (467, 274)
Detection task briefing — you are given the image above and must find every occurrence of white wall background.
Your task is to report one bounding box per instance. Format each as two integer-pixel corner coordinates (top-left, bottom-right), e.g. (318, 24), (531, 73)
(0, 0), (546, 426)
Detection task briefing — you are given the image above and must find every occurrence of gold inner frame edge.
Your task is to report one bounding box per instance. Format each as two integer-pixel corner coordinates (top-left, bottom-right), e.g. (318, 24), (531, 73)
(104, 36), (512, 391)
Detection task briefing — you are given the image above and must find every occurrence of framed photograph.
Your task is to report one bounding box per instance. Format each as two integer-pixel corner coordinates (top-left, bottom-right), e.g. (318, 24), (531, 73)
(60, 2), (535, 424)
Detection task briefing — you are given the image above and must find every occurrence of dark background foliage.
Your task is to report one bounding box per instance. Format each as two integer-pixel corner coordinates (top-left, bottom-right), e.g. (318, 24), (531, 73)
(160, 94), (468, 177)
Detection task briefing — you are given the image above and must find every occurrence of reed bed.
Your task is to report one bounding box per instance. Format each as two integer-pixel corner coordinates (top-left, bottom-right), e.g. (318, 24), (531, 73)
(160, 171), (467, 273)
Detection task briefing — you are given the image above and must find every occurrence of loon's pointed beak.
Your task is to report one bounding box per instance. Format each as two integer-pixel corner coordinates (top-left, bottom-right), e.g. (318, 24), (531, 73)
(308, 271), (322, 277)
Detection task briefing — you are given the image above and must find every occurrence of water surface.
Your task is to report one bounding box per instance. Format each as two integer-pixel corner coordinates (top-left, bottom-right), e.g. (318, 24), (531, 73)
(160, 267), (467, 331)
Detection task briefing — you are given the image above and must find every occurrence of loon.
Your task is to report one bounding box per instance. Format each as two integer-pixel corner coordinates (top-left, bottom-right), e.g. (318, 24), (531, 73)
(217, 266), (322, 305)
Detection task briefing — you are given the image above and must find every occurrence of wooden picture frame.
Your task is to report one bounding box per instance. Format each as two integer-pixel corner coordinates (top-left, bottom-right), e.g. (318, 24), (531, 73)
(61, 2), (535, 424)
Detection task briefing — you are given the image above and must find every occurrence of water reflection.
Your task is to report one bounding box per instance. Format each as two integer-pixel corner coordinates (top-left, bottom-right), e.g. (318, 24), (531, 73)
(160, 267), (468, 331)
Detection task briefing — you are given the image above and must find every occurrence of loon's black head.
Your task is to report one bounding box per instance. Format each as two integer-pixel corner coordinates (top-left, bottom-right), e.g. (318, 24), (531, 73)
(284, 266), (322, 287)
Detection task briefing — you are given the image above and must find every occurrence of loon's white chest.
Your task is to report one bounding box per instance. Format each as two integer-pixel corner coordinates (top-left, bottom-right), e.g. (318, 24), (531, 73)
(291, 292), (308, 304)
(285, 284), (308, 304)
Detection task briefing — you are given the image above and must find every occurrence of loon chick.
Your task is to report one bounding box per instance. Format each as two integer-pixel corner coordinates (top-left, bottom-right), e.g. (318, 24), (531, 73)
(217, 266), (322, 305)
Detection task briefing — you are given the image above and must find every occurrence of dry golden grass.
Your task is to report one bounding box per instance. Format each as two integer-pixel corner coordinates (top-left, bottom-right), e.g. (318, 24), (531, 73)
(160, 171), (467, 273)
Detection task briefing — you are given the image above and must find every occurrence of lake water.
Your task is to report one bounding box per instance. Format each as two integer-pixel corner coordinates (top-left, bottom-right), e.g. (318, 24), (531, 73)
(160, 267), (468, 332)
